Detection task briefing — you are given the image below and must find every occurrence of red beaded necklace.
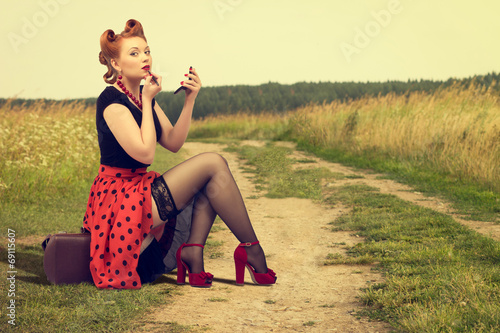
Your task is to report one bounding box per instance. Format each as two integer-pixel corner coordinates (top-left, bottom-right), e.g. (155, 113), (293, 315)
(117, 75), (142, 110)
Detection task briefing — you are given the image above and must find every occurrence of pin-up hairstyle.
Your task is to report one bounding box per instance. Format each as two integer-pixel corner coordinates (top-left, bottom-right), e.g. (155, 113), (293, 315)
(98, 19), (147, 84)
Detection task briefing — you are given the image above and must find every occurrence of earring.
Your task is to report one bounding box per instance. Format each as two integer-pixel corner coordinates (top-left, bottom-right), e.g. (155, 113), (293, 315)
(118, 75), (123, 80)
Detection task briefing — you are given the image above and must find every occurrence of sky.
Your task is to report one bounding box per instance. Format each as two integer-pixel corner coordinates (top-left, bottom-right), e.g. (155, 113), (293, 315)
(1, 0), (499, 100)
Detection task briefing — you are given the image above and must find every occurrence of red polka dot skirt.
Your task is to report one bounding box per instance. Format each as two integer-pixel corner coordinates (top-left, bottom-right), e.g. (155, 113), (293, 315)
(83, 165), (161, 289)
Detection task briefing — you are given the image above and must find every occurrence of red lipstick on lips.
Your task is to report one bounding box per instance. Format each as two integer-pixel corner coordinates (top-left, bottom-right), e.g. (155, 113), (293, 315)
(142, 65), (150, 70)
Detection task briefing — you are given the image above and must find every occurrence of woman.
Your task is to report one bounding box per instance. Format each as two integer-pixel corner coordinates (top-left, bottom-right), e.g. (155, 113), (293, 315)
(82, 19), (276, 289)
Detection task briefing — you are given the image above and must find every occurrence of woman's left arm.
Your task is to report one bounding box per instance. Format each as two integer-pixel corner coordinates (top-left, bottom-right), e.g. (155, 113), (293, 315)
(156, 67), (202, 153)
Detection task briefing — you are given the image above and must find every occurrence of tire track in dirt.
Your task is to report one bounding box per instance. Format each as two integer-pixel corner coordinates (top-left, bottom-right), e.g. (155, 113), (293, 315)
(277, 141), (500, 241)
(144, 142), (391, 332)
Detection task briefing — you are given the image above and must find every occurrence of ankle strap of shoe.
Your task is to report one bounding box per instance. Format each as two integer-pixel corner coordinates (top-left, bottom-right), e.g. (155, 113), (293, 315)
(238, 241), (259, 247)
(184, 243), (204, 248)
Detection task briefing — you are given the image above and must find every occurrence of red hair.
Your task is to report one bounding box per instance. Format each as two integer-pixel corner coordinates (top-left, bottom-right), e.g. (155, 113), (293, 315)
(98, 19), (147, 84)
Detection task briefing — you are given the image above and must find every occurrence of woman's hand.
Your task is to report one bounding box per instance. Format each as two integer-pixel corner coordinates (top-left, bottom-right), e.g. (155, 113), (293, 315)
(181, 67), (202, 101)
(142, 72), (162, 102)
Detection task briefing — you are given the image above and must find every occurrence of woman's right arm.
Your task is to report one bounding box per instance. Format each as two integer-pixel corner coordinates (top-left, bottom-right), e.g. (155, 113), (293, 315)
(103, 102), (157, 165)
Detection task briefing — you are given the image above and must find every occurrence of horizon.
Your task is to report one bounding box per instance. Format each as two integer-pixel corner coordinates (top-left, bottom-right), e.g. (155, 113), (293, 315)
(1, 71), (497, 102)
(1, 1), (499, 100)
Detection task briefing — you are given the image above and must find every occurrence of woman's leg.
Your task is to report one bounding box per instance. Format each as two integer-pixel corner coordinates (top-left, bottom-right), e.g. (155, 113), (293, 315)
(151, 152), (268, 273)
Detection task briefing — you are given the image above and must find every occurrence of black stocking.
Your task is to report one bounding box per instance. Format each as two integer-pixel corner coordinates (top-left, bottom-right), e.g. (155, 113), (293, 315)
(155, 152), (268, 274)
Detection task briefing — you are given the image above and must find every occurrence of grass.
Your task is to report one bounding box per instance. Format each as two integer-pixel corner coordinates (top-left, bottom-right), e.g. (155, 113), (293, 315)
(224, 142), (342, 200)
(324, 184), (500, 332)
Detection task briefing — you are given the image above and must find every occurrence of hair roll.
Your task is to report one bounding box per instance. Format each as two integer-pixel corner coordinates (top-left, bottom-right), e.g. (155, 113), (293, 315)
(99, 19), (147, 84)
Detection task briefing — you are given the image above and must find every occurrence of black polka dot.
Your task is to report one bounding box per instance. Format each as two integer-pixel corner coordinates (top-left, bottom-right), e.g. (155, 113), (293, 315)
(131, 205), (136, 211)
(95, 225), (100, 230)
(115, 270), (120, 275)
(106, 247), (110, 252)
(128, 271), (133, 277)
(100, 273), (105, 277)
(143, 187), (148, 191)
(111, 233), (115, 239)
(120, 205), (125, 210)
(108, 279), (113, 282)
(128, 228), (133, 234)
(112, 190), (117, 194)
(116, 173), (121, 177)
(120, 235), (125, 241)
(127, 245), (132, 251)
(117, 222), (122, 227)
(147, 213), (152, 219)
(99, 254), (104, 259)
(95, 245), (99, 250)
(137, 223), (141, 228)
(121, 281), (126, 287)
(118, 248), (123, 253)
(99, 232), (104, 237)
(126, 217), (131, 222)
(103, 189), (108, 194)
(131, 169), (136, 173)
(123, 260), (128, 266)
(106, 262), (111, 266)
(101, 167), (105, 172)
(133, 281), (138, 287)
(121, 188), (125, 193)
(135, 239), (140, 245)
(125, 194), (130, 199)
(133, 254), (138, 259)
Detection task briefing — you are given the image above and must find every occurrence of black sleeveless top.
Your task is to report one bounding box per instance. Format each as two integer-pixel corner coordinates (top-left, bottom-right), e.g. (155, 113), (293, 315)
(96, 86), (162, 169)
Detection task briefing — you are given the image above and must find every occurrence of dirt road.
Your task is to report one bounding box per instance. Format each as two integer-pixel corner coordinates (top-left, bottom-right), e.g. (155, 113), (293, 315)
(144, 141), (499, 332)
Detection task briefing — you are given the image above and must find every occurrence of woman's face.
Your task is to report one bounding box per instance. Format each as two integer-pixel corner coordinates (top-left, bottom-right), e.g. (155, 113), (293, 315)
(113, 36), (152, 81)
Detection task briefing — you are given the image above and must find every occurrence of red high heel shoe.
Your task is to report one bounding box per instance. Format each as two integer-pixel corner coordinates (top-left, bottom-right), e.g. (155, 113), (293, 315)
(176, 243), (213, 288)
(234, 241), (277, 286)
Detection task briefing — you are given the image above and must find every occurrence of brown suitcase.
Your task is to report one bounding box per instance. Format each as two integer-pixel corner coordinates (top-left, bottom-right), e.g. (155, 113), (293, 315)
(42, 230), (93, 285)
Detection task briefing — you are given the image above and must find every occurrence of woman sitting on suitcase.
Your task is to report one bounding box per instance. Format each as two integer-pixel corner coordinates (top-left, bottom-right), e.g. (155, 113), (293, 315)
(82, 19), (276, 289)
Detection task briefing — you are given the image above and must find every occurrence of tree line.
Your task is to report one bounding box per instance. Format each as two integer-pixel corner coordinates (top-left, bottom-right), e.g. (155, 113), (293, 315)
(2, 72), (498, 122)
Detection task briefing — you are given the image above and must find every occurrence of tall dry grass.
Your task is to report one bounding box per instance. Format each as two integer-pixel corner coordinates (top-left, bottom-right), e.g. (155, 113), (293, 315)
(189, 112), (290, 140)
(289, 83), (500, 192)
(0, 100), (98, 203)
